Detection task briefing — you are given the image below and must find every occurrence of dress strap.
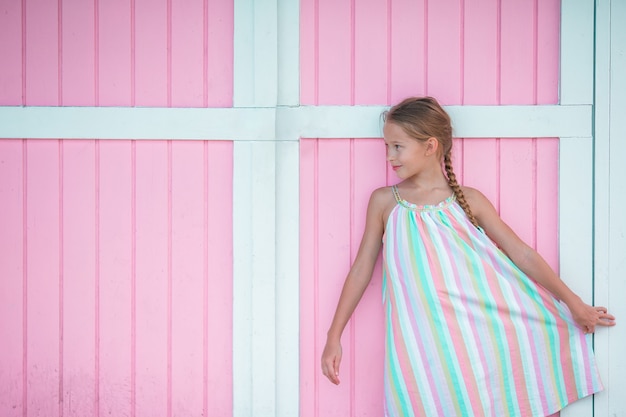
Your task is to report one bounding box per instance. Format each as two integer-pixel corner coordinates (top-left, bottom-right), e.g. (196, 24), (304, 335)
(391, 185), (402, 204)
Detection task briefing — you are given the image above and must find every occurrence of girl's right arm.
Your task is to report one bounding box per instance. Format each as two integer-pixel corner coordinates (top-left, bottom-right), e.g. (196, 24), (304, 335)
(321, 187), (388, 385)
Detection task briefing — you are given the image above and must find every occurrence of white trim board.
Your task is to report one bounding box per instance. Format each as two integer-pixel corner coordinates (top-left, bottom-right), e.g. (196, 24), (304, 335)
(0, 104), (591, 140)
(233, 141), (278, 417)
(593, 1), (626, 416)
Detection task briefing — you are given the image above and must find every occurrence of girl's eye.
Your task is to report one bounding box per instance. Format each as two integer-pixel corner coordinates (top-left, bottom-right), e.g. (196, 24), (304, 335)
(395, 145), (400, 150)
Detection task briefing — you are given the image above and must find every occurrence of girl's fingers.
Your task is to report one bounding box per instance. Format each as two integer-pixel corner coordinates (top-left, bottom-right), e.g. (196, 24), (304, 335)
(331, 358), (341, 384)
(597, 315), (616, 326)
(321, 358), (341, 384)
(595, 306), (616, 325)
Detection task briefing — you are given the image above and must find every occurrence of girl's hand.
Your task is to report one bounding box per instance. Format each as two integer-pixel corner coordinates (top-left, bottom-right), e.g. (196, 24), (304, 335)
(321, 340), (342, 385)
(568, 299), (616, 334)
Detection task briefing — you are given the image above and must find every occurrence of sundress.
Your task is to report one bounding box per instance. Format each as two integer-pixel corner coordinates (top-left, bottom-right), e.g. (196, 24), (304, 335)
(383, 185), (602, 417)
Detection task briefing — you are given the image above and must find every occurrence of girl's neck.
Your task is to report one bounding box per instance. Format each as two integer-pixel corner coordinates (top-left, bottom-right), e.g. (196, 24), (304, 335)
(402, 166), (450, 191)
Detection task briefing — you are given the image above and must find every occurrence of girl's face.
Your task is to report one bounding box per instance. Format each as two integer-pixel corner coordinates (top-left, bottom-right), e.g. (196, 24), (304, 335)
(383, 122), (432, 179)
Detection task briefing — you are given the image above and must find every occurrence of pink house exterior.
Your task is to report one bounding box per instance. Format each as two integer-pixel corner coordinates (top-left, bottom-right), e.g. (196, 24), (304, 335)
(1, 1), (624, 416)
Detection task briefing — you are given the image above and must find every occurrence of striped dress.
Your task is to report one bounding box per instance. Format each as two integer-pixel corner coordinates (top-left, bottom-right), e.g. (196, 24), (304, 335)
(382, 185), (602, 417)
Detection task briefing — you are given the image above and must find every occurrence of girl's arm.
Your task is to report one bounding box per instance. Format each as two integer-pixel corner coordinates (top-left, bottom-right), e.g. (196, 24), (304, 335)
(321, 188), (388, 385)
(465, 187), (616, 334)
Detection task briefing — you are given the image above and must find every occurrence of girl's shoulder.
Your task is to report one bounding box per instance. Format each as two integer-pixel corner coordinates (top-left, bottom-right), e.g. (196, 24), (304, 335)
(369, 186), (398, 224)
(460, 185), (498, 220)
(370, 185), (397, 206)
(369, 186), (398, 222)
(461, 185), (489, 205)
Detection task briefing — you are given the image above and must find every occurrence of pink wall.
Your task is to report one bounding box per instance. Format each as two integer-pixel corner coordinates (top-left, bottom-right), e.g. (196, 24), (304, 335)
(0, 0), (232, 107)
(1, 0), (565, 415)
(300, 0), (559, 106)
(299, 0), (560, 415)
(0, 1), (234, 416)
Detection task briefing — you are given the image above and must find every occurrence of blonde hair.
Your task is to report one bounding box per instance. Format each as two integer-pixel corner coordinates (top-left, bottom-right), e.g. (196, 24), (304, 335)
(383, 97), (479, 228)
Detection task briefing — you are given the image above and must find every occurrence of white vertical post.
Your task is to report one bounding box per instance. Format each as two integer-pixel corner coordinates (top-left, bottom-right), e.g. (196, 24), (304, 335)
(275, 140), (300, 417)
(594, 1), (626, 416)
(559, 0), (594, 105)
(234, 0), (278, 108)
(558, 137), (594, 417)
(233, 0), (280, 416)
(274, 1), (301, 415)
(233, 0), (300, 415)
(233, 141), (277, 416)
(277, 0), (300, 107)
(559, 1), (595, 416)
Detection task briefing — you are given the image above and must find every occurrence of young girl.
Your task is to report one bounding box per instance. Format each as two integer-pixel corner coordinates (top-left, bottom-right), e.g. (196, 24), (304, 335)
(321, 97), (616, 416)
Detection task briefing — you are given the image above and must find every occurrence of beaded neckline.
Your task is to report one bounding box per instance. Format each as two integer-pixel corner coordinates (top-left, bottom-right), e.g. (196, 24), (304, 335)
(392, 185), (456, 212)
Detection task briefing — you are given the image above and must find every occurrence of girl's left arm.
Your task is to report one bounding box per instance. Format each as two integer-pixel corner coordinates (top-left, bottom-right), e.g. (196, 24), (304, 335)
(465, 187), (616, 333)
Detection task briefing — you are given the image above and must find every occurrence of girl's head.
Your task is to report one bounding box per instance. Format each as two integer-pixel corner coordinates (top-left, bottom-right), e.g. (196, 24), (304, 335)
(383, 96), (453, 159)
(383, 97), (479, 228)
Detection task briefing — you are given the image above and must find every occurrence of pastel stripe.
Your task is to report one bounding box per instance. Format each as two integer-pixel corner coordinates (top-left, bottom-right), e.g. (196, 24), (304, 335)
(382, 186), (602, 416)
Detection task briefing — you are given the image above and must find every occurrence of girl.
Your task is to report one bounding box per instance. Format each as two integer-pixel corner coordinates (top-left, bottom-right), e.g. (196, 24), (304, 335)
(321, 97), (615, 416)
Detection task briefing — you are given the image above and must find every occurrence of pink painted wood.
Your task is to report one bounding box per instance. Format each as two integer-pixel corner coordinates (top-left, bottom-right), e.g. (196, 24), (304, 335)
(0, 1), (23, 105)
(0, 139), (235, 417)
(0, 1), (234, 416)
(0, 140), (26, 417)
(301, 0), (560, 107)
(300, 1), (561, 416)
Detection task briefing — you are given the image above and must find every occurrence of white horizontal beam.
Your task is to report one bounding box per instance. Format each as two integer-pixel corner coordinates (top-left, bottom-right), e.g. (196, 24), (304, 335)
(0, 104), (591, 140)
(0, 106), (276, 140)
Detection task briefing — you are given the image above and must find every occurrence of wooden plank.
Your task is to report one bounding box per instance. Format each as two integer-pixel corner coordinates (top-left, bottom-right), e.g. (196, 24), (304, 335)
(25, 0), (59, 105)
(206, 141), (235, 415)
(463, 0), (499, 104)
(26, 140), (61, 417)
(352, 139), (386, 417)
(0, 104), (591, 140)
(500, 0), (535, 104)
(0, 140), (25, 417)
(61, 0), (96, 105)
(171, 0), (205, 107)
(170, 141), (205, 415)
(275, 140), (300, 417)
(427, 0), (462, 103)
(536, 0), (560, 104)
(97, 0), (131, 105)
(62, 140), (97, 416)
(98, 141), (132, 416)
(299, 138), (318, 416)
(594, 1), (626, 416)
(277, 105), (592, 140)
(389, 0), (426, 103)
(560, 0), (594, 105)
(134, 0), (168, 106)
(0, 106), (276, 140)
(207, 0), (235, 106)
(354, 0), (389, 104)
(315, 139), (353, 416)
(558, 137), (593, 417)
(535, 138), (559, 271)
(0, 1), (22, 105)
(277, 0), (299, 106)
(234, 0), (278, 107)
(233, 141), (277, 416)
(135, 141), (169, 417)
(559, 2), (597, 416)
(499, 139), (536, 248)
(316, 0), (352, 104)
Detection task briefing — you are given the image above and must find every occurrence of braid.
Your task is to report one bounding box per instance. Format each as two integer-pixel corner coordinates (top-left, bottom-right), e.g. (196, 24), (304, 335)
(444, 152), (479, 228)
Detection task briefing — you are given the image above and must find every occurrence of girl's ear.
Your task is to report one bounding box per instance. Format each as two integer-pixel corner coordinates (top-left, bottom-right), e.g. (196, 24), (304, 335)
(425, 137), (439, 156)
